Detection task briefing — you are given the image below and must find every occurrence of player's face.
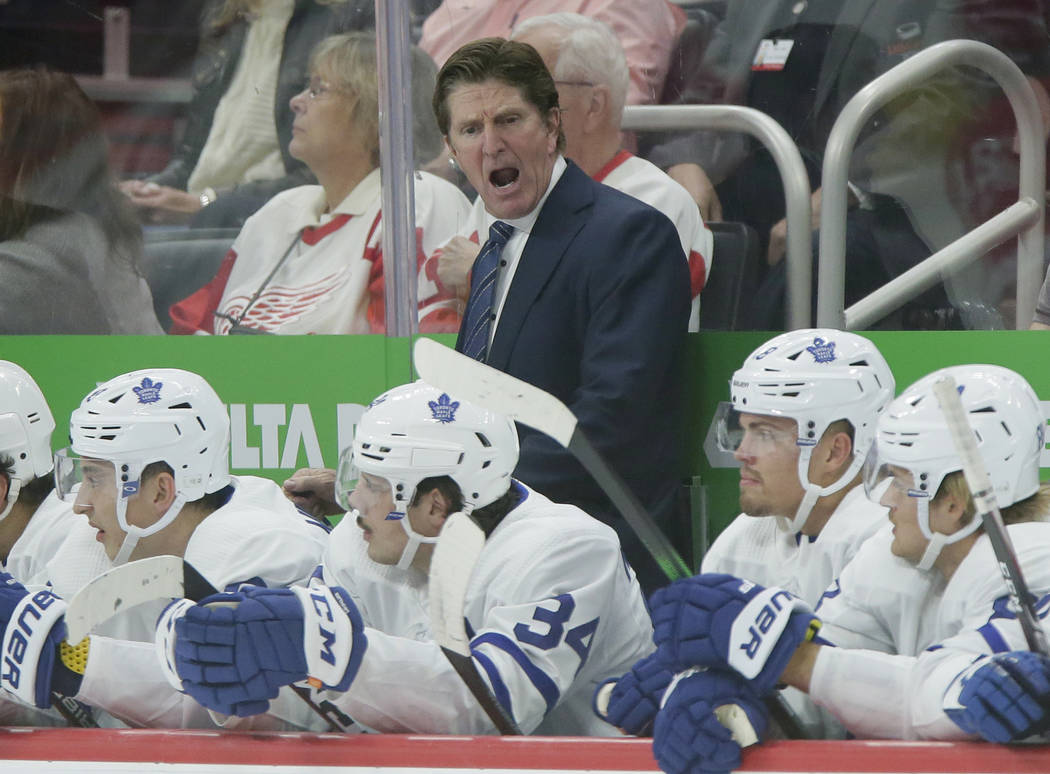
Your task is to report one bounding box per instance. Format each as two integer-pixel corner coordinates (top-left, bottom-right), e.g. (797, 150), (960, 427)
(882, 467), (965, 564)
(71, 458), (159, 560)
(288, 69), (360, 174)
(881, 466), (924, 561)
(348, 472), (408, 565)
(445, 78), (560, 220)
(733, 413), (806, 517)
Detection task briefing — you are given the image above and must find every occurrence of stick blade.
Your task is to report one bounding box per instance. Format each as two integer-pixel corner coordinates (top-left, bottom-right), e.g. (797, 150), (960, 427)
(413, 338), (577, 447)
(65, 555), (188, 642)
(429, 511), (486, 657)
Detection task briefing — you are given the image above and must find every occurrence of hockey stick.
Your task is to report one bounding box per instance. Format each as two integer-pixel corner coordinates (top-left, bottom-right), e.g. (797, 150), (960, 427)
(413, 338), (798, 740)
(932, 376), (1050, 656)
(413, 337), (691, 580)
(430, 511), (522, 734)
(64, 555), (357, 732)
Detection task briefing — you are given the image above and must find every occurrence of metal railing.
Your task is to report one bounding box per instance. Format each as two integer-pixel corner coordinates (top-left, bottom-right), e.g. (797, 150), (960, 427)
(622, 105), (812, 329)
(817, 40), (1046, 330)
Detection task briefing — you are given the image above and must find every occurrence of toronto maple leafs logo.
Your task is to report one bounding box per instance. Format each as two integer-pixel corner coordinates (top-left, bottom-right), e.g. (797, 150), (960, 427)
(132, 377), (163, 404)
(806, 337), (836, 363)
(429, 393), (459, 423)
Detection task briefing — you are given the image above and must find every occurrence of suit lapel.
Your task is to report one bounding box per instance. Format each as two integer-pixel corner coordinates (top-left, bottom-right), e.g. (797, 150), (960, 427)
(486, 163), (593, 370)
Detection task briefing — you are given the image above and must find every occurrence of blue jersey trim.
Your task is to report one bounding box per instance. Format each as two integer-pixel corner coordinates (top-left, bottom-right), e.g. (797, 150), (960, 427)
(472, 632), (560, 714)
(977, 622), (1010, 653)
(471, 648), (515, 720)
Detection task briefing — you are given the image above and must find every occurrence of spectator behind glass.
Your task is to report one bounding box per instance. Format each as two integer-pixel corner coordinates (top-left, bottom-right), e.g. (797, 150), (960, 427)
(168, 32), (469, 335)
(419, 0), (685, 107)
(643, 0), (1050, 330)
(120, 0), (372, 229)
(0, 69), (163, 334)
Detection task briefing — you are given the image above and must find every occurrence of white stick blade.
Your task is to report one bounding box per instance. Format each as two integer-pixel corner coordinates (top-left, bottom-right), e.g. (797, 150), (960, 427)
(429, 511), (486, 657)
(65, 555), (186, 642)
(413, 338), (577, 447)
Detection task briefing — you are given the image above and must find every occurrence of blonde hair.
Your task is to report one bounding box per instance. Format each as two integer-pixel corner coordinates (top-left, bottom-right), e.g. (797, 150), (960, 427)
(310, 32), (443, 167)
(936, 472), (1050, 528)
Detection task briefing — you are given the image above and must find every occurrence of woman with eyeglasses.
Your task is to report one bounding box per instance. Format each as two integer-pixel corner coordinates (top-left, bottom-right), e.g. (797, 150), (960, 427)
(120, 0), (372, 229)
(0, 68), (164, 334)
(169, 32), (469, 335)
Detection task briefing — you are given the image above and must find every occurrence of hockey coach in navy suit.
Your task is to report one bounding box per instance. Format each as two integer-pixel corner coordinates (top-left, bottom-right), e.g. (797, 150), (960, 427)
(432, 37), (691, 592)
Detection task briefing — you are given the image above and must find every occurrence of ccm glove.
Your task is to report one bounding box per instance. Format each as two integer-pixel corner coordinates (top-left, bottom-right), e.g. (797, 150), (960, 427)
(594, 649), (675, 735)
(944, 652), (1050, 742)
(0, 572), (83, 709)
(653, 669), (767, 774)
(157, 579), (367, 717)
(650, 573), (820, 694)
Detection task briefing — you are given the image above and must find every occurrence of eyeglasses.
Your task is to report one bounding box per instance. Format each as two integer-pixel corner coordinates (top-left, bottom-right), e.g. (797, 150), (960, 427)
(554, 80), (595, 88)
(302, 76), (340, 100)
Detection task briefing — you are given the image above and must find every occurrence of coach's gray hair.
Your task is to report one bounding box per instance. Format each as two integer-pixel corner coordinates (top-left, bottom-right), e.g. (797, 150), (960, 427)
(512, 13), (629, 121)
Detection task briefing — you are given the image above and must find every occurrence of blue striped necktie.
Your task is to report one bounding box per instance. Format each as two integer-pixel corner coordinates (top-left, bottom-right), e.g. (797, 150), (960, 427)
(461, 220), (514, 361)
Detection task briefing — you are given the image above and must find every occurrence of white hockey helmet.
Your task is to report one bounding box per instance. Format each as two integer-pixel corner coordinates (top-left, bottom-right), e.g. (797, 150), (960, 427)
(335, 380), (518, 569)
(719, 328), (895, 531)
(0, 361), (56, 521)
(55, 368), (231, 564)
(864, 364), (1044, 570)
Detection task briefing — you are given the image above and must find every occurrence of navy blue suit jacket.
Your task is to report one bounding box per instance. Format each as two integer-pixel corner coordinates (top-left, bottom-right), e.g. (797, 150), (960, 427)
(457, 161), (691, 590)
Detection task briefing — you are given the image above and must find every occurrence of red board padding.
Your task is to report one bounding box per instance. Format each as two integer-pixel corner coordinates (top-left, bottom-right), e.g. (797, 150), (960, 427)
(1, 729), (1050, 772)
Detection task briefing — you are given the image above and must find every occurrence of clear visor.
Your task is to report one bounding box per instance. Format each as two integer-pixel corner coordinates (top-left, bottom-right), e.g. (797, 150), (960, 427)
(714, 402), (799, 453)
(334, 445), (360, 512)
(54, 448), (145, 505)
(862, 441), (925, 502)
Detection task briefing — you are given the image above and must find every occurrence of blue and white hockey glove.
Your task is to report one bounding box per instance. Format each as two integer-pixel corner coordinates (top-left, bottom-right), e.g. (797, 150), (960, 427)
(0, 572), (70, 709)
(944, 652), (1050, 742)
(157, 580), (367, 717)
(649, 573), (820, 694)
(594, 649), (675, 734)
(653, 669), (767, 774)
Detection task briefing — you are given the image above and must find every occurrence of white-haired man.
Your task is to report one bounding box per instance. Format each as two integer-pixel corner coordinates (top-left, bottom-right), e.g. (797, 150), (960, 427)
(432, 13), (711, 330)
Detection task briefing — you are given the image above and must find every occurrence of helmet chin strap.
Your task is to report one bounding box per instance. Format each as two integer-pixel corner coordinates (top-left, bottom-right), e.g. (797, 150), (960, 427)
(113, 492), (188, 566)
(787, 444), (865, 533)
(0, 477), (21, 522)
(914, 496), (982, 573)
(393, 498), (476, 571)
(395, 514), (440, 571)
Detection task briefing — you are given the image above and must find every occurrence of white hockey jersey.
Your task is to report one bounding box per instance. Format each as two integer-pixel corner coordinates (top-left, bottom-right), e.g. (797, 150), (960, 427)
(701, 485), (887, 606)
(55, 475), (328, 729)
(810, 521), (1050, 740)
(594, 150), (713, 330)
(3, 491), (79, 587)
(316, 482), (654, 735)
(181, 169), (470, 335)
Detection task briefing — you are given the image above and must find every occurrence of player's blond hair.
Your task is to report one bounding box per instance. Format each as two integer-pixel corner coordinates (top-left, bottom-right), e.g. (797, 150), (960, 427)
(936, 473), (1050, 528)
